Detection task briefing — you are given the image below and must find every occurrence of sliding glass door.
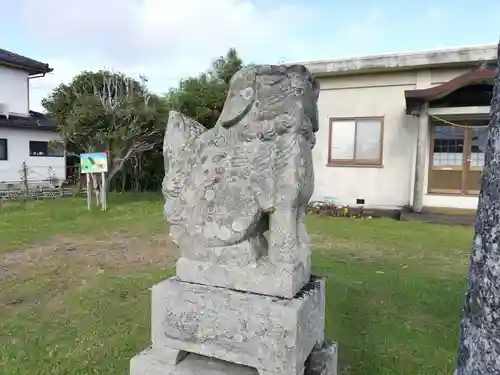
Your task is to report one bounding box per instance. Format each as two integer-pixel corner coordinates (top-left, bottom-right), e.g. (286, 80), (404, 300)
(428, 121), (488, 195)
(465, 126), (488, 194)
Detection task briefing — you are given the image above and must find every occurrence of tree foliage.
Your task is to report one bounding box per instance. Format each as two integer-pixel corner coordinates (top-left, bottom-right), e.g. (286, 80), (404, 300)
(167, 48), (244, 129)
(42, 71), (169, 184)
(43, 48), (244, 193)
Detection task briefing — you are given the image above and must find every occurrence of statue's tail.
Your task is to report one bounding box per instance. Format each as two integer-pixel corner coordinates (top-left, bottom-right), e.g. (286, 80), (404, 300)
(162, 111), (206, 224)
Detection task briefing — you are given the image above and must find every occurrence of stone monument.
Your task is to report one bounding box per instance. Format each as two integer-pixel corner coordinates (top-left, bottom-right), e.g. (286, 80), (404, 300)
(455, 44), (500, 375)
(130, 64), (338, 375)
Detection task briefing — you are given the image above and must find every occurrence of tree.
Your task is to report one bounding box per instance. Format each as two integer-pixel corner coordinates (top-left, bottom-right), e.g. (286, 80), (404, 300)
(455, 43), (500, 375)
(43, 70), (168, 201)
(42, 48), (245, 197)
(167, 48), (244, 128)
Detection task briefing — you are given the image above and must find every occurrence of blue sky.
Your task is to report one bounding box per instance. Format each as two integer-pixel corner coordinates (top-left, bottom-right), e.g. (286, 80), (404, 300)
(1, 0), (499, 112)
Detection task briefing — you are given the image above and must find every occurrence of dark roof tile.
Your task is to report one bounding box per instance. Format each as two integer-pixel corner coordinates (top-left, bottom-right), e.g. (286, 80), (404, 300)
(0, 48), (53, 75)
(0, 111), (56, 131)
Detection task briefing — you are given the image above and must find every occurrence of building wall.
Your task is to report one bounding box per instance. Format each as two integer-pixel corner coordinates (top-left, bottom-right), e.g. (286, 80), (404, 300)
(313, 65), (486, 210)
(312, 71), (419, 208)
(430, 67), (473, 85)
(0, 66), (29, 115)
(423, 194), (479, 210)
(0, 128), (65, 184)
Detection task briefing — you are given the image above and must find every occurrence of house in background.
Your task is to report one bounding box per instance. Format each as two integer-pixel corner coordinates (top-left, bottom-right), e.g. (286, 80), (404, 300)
(298, 44), (497, 213)
(0, 48), (65, 187)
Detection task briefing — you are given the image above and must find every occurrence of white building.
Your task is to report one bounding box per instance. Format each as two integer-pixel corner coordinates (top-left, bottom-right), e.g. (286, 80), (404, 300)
(298, 44), (498, 213)
(0, 48), (65, 187)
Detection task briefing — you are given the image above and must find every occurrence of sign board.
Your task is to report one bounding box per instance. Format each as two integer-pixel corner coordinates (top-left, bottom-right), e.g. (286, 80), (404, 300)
(80, 152), (108, 174)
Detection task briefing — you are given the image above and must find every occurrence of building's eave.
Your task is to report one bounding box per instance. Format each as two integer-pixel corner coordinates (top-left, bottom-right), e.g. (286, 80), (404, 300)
(405, 66), (496, 114)
(287, 44), (498, 77)
(0, 48), (53, 75)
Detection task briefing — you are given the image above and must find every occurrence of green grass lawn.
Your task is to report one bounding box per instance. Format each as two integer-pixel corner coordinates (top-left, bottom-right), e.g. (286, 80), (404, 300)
(0, 194), (474, 375)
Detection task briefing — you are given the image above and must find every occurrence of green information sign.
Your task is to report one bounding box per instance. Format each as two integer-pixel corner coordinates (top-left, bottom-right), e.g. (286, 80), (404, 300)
(80, 152), (108, 174)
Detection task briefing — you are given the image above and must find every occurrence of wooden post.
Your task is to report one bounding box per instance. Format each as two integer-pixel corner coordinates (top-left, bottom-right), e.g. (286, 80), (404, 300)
(22, 161), (29, 197)
(101, 172), (107, 211)
(412, 102), (429, 213)
(86, 173), (91, 211)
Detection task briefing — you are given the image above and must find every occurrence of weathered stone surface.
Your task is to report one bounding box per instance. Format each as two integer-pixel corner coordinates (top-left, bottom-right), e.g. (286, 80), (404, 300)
(130, 343), (338, 375)
(455, 45), (500, 375)
(162, 65), (319, 297)
(151, 277), (325, 375)
(130, 349), (258, 375)
(305, 342), (338, 375)
(176, 255), (310, 298)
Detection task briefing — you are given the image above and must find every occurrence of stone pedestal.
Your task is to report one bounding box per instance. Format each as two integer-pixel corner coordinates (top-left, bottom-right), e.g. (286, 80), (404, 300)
(176, 256), (310, 299)
(131, 342), (338, 375)
(130, 276), (338, 375)
(152, 277), (324, 374)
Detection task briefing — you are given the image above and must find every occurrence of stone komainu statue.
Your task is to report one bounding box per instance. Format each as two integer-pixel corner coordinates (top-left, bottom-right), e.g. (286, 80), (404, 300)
(162, 64), (319, 265)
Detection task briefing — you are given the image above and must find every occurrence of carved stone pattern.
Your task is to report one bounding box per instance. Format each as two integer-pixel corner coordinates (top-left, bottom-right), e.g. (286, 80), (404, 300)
(151, 277), (325, 375)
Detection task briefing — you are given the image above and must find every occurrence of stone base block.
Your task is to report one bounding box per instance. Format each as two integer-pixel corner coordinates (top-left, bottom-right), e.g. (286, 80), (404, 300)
(151, 276), (325, 375)
(130, 348), (257, 375)
(305, 341), (338, 375)
(176, 256), (310, 299)
(130, 342), (338, 375)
